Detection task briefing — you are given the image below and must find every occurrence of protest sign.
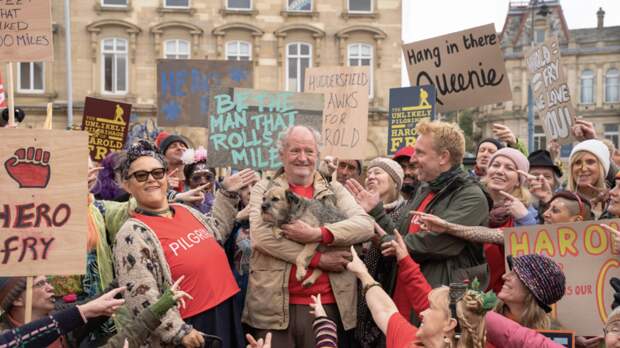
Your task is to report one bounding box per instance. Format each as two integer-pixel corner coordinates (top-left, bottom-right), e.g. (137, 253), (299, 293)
(387, 85), (436, 156)
(0, 0), (53, 61)
(0, 128), (88, 276)
(525, 37), (575, 145)
(503, 219), (620, 336)
(207, 88), (323, 169)
(81, 97), (131, 161)
(402, 24), (511, 113)
(304, 66), (369, 160)
(157, 59), (253, 127)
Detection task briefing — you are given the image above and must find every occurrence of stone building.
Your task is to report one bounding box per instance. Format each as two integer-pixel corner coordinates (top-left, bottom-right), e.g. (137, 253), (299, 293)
(476, 0), (620, 157)
(10, 0), (401, 159)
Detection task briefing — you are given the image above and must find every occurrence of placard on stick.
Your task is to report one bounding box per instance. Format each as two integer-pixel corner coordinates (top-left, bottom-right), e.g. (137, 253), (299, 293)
(387, 85), (436, 156)
(0, 129), (88, 276)
(207, 88), (323, 169)
(503, 220), (620, 336)
(157, 60), (253, 127)
(304, 66), (369, 160)
(402, 24), (511, 113)
(0, 0), (53, 61)
(525, 37), (575, 145)
(82, 97), (132, 161)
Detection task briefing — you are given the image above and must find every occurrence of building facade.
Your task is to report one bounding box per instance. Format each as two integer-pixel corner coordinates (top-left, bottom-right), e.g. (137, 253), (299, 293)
(476, 0), (620, 157)
(13, 0), (401, 158)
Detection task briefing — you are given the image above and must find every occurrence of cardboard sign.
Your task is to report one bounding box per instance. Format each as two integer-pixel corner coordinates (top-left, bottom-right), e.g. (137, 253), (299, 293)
(525, 37), (575, 145)
(304, 66), (369, 160)
(402, 24), (511, 113)
(81, 97), (132, 161)
(387, 85), (436, 156)
(157, 59), (253, 127)
(207, 88), (323, 169)
(503, 220), (620, 336)
(0, 0), (53, 62)
(0, 128), (88, 276)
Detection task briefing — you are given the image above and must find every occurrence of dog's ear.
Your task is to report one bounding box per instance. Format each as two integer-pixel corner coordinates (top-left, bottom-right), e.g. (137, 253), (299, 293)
(285, 190), (300, 205)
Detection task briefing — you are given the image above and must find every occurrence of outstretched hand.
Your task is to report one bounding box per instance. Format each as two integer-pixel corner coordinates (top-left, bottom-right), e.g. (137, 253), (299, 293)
(380, 230), (409, 261)
(345, 246), (368, 276)
(175, 183), (209, 204)
(222, 168), (259, 192)
(77, 287), (126, 319)
(345, 178), (381, 213)
(492, 124), (517, 146)
(410, 211), (450, 233)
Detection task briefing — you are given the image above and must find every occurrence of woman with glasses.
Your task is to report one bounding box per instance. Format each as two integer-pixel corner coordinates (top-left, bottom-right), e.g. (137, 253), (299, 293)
(181, 146), (217, 215)
(113, 140), (257, 348)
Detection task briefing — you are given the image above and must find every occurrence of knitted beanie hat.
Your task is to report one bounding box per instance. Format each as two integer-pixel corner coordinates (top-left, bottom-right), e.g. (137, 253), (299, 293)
(368, 157), (404, 191)
(476, 138), (504, 158)
(508, 254), (566, 312)
(0, 277), (27, 313)
(569, 139), (611, 175)
(488, 148), (530, 184)
(158, 134), (189, 156)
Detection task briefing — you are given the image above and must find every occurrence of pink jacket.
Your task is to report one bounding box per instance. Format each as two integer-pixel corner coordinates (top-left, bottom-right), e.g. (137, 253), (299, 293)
(485, 312), (564, 348)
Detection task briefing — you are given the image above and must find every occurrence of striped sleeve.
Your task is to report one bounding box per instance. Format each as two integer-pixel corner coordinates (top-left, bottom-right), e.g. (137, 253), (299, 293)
(312, 316), (338, 348)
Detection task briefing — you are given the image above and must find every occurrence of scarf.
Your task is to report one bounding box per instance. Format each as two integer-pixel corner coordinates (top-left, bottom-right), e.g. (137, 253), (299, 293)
(488, 204), (512, 228)
(428, 165), (464, 193)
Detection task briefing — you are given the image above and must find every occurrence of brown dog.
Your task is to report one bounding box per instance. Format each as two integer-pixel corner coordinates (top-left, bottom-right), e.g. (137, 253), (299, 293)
(261, 186), (346, 287)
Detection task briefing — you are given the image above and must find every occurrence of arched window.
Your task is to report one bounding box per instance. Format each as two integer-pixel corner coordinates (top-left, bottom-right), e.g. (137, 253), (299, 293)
(226, 41), (251, 61)
(605, 68), (619, 102)
(164, 39), (190, 59)
(286, 42), (311, 92)
(101, 38), (128, 95)
(580, 69), (595, 104)
(348, 43), (373, 97)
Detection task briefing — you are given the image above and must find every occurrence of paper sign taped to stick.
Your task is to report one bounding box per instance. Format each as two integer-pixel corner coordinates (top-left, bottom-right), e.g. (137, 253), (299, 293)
(525, 37), (575, 145)
(0, 0), (53, 62)
(503, 220), (620, 336)
(387, 85), (436, 156)
(82, 97), (132, 161)
(0, 129), (88, 276)
(402, 24), (511, 113)
(304, 66), (369, 160)
(207, 88), (323, 169)
(157, 60), (253, 127)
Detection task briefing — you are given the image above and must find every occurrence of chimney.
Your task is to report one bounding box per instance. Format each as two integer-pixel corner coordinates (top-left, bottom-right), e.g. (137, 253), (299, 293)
(597, 7), (605, 30)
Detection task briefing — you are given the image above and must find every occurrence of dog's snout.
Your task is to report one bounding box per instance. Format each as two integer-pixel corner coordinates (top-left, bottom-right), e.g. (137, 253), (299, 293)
(261, 202), (270, 211)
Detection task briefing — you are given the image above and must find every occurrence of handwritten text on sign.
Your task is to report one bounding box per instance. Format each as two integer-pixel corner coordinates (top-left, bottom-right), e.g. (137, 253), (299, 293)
(525, 37), (575, 145)
(0, 129), (88, 276)
(82, 97), (132, 161)
(207, 89), (323, 169)
(402, 24), (511, 113)
(503, 220), (620, 336)
(0, 0), (53, 61)
(304, 66), (369, 160)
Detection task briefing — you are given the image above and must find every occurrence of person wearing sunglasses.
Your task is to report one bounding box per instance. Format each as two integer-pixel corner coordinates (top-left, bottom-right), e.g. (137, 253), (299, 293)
(181, 146), (216, 215)
(114, 140), (257, 348)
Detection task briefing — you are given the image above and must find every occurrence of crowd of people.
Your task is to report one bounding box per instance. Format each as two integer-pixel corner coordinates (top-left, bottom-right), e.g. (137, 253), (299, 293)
(2, 117), (620, 348)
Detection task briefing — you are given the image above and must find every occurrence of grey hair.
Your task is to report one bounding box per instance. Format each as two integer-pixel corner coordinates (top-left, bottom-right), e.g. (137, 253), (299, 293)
(277, 125), (322, 156)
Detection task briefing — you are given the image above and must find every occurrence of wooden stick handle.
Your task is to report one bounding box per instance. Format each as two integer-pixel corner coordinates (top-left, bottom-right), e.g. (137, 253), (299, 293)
(24, 276), (33, 323)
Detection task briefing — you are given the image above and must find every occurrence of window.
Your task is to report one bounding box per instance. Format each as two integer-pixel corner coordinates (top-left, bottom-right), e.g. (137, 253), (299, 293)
(287, 0), (311, 11)
(286, 43), (311, 92)
(227, 0), (250, 10)
(226, 41), (251, 61)
(534, 125), (546, 151)
(605, 68), (619, 103)
(17, 62), (44, 93)
(534, 29), (545, 43)
(348, 0), (372, 13)
(605, 124), (619, 148)
(580, 69), (595, 104)
(164, 39), (190, 59)
(101, 38), (128, 95)
(348, 43), (373, 97)
(164, 0), (189, 8)
(101, 0), (127, 6)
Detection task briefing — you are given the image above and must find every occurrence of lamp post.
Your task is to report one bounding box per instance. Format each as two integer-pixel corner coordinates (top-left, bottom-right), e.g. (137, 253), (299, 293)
(527, 0), (549, 153)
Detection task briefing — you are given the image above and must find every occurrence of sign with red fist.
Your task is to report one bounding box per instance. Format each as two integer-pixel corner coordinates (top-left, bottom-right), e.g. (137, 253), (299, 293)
(0, 128), (88, 276)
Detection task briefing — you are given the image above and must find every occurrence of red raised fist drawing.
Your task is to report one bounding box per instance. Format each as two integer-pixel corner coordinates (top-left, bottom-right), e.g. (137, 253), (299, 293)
(4, 147), (51, 188)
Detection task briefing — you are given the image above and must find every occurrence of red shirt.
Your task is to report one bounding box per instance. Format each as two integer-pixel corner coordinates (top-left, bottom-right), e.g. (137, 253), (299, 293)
(387, 312), (418, 348)
(485, 217), (513, 293)
(134, 206), (239, 318)
(287, 184), (336, 305)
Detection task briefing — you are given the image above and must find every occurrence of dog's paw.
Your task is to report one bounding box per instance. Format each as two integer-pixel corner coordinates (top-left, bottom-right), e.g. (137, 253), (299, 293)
(295, 267), (308, 282)
(302, 278), (316, 288)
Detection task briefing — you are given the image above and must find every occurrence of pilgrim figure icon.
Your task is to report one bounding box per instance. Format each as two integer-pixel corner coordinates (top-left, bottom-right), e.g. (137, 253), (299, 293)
(419, 88), (431, 108)
(113, 104), (126, 125)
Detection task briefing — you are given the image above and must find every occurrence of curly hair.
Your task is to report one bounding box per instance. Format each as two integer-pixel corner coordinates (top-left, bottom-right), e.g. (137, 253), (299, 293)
(118, 140), (168, 180)
(415, 120), (465, 167)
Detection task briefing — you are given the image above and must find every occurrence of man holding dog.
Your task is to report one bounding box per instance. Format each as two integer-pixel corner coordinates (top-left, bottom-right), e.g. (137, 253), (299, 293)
(244, 125), (374, 347)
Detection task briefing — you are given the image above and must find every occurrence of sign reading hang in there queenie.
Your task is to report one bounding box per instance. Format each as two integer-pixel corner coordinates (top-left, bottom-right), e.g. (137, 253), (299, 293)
(157, 59), (253, 127)
(387, 85), (436, 156)
(503, 220), (620, 336)
(0, 0), (53, 62)
(402, 24), (511, 113)
(304, 66), (369, 160)
(525, 37), (575, 145)
(207, 88), (324, 169)
(0, 128), (88, 276)
(81, 97), (132, 161)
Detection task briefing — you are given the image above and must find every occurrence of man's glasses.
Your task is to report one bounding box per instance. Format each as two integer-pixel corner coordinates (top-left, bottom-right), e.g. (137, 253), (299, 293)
(127, 168), (166, 182)
(33, 278), (51, 289)
(190, 172), (214, 183)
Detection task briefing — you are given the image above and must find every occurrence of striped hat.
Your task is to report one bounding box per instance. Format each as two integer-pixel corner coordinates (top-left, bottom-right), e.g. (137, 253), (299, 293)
(507, 254), (566, 313)
(0, 277), (27, 313)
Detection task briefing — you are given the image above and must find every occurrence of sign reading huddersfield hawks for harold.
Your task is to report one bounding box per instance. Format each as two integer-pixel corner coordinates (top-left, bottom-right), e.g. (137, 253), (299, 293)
(387, 85), (436, 156)
(0, 128), (88, 276)
(82, 97), (132, 161)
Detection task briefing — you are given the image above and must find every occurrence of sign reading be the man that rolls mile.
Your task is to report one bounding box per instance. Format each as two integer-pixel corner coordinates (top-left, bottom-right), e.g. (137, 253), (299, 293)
(0, 0), (53, 61)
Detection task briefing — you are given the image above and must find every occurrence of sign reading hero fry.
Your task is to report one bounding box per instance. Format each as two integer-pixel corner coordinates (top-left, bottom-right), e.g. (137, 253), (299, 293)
(503, 220), (620, 336)
(0, 129), (88, 276)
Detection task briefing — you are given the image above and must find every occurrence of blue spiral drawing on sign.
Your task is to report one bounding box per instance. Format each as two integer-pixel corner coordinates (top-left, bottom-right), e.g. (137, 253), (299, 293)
(162, 101), (182, 121)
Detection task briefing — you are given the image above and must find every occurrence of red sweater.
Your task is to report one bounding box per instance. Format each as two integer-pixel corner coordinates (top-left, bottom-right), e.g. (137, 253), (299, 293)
(486, 217), (513, 293)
